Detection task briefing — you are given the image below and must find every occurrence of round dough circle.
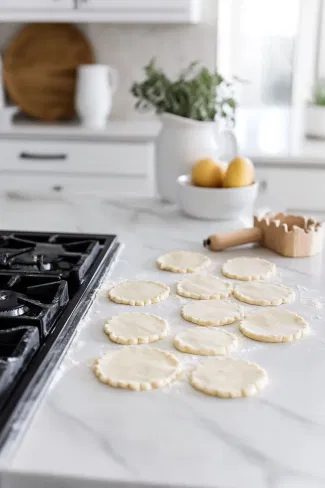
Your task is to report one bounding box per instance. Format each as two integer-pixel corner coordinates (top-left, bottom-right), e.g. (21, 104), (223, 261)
(157, 251), (210, 273)
(176, 275), (233, 300)
(181, 300), (243, 326)
(222, 257), (276, 281)
(234, 282), (294, 306)
(94, 348), (181, 391)
(104, 312), (168, 345)
(240, 308), (309, 343)
(190, 357), (268, 398)
(174, 328), (238, 356)
(108, 280), (170, 306)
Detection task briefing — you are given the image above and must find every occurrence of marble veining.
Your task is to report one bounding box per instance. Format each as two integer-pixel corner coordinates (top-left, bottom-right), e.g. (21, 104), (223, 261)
(0, 196), (325, 488)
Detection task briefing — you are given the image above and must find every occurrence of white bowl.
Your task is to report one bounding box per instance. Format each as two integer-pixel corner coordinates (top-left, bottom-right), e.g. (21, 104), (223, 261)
(177, 175), (259, 221)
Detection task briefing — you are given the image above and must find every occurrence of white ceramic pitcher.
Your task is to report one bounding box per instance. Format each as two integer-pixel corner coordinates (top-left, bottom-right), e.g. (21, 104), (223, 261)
(75, 64), (118, 129)
(155, 113), (238, 202)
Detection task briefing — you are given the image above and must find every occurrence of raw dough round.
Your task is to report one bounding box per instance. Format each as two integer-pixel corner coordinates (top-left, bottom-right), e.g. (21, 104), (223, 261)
(234, 282), (294, 306)
(222, 257), (276, 281)
(174, 328), (238, 355)
(190, 357), (268, 398)
(176, 275), (233, 300)
(93, 348), (181, 391)
(181, 300), (243, 326)
(108, 280), (170, 306)
(240, 308), (309, 343)
(104, 312), (168, 345)
(157, 251), (210, 273)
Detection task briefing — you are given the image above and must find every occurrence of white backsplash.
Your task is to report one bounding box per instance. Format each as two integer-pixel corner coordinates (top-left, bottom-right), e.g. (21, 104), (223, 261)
(0, 9), (217, 120)
(83, 23), (217, 120)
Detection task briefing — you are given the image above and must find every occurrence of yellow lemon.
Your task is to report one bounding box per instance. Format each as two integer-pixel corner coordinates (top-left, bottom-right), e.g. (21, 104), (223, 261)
(223, 157), (255, 188)
(192, 158), (225, 188)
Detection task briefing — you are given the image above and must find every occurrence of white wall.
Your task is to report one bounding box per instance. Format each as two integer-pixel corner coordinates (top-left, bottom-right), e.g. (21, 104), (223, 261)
(83, 23), (217, 119)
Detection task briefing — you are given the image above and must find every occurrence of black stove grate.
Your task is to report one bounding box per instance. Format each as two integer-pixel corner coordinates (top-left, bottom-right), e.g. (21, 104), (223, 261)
(0, 232), (103, 295)
(0, 273), (69, 338)
(0, 326), (40, 409)
(0, 231), (119, 450)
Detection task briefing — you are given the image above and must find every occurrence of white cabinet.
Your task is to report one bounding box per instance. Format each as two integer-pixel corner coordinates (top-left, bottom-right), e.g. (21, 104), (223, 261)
(255, 166), (325, 214)
(0, 140), (153, 177)
(0, 0), (73, 8)
(0, 138), (155, 200)
(0, 173), (152, 199)
(76, 0), (201, 23)
(0, 0), (74, 20)
(0, 0), (201, 22)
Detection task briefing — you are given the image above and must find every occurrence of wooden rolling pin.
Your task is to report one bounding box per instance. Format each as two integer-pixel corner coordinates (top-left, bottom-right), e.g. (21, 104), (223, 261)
(203, 213), (324, 257)
(203, 227), (263, 251)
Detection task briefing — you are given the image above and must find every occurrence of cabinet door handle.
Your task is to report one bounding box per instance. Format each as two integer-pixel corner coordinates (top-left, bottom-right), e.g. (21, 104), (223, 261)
(52, 185), (63, 192)
(19, 152), (67, 161)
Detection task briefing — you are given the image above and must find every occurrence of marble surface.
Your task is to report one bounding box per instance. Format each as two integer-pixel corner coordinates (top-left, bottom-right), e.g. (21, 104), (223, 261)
(1, 197), (325, 488)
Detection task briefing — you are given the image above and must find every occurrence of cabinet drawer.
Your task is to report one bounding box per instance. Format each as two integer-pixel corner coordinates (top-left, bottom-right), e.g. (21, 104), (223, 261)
(0, 0), (73, 8)
(255, 167), (325, 212)
(0, 140), (154, 177)
(0, 172), (152, 198)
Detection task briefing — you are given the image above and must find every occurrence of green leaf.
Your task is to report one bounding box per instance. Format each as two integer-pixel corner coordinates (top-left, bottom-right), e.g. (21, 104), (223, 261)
(130, 59), (238, 122)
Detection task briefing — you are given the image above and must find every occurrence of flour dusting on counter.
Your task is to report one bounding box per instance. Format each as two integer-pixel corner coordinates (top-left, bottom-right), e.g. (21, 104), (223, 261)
(3, 200), (325, 488)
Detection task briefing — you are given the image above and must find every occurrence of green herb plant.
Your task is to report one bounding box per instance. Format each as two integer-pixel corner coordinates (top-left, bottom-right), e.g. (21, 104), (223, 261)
(131, 59), (237, 122)
(313, 79), (325, 106)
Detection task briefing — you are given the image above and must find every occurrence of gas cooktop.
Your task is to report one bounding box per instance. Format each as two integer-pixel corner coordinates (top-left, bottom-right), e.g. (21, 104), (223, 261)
(0, 231), (119, 448)
(0, 233), (102, 293)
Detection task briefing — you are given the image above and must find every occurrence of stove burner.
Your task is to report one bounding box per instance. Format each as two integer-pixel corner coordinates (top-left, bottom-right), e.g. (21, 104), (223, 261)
(0, 290), (28, 317)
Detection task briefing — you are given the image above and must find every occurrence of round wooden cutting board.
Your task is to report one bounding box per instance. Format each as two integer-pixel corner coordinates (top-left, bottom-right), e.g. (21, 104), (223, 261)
(3, 23), (95, 121)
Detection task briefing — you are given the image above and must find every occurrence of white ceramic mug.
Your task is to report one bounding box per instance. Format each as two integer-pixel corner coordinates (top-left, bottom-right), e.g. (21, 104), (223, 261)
(75, 64), (118, 129)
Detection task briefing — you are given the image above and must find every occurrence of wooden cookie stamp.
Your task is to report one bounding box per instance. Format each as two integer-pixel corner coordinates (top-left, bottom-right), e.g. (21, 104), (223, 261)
(203, 212), (324, 257)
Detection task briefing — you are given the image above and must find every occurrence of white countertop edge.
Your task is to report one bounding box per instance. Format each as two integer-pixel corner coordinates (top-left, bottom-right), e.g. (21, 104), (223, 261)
(0, 120), (160, 143)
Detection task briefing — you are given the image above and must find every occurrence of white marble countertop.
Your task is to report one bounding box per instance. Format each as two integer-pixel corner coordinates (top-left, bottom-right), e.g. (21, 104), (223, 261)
(1, 197), (325, 488)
